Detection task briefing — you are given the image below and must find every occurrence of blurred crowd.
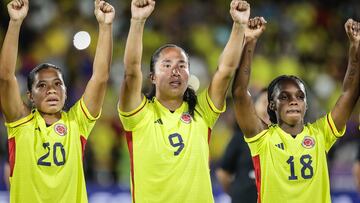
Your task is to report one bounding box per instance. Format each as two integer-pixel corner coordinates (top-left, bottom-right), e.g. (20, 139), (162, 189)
(0, 0), (359, 191)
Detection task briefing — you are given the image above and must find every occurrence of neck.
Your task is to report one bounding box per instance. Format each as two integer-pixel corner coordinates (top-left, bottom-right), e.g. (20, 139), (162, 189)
(39, 111), (62, 125)
(279, 122), (304, 136)
(156, 95), (183, 111)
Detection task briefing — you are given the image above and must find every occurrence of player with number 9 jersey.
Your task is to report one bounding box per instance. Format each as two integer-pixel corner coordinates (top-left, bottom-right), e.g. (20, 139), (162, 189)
(6, 98), (98, 202)
(245, 114), (344, 202)
(119, 89), (223, 202)
(119, 0), (250, 202)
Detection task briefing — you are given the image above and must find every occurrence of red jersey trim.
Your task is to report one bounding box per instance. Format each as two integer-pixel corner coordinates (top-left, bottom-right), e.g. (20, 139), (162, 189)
(207, 128), (211, 144)
(252, 155), (261, 203)
(8, 137), (16, 177)
(121, 101), (146, 118)
(80, 136), (87, 161)
(125, 131), (135, 203)
(11, 115), (34, 128)
(326, 114), (341, 138)
(80, 101), (91, 120)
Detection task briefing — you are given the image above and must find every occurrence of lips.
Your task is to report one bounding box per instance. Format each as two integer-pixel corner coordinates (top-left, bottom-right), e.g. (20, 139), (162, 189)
(286, 109), (300, 114)
(169, 80), (181, 87)
(45, 97), (60, 105)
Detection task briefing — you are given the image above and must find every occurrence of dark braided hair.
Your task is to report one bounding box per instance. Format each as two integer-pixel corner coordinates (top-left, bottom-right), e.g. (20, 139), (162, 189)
(146, 44), (197, 118)
(267, 75), (307, 124)
(27, 63), (64, 92)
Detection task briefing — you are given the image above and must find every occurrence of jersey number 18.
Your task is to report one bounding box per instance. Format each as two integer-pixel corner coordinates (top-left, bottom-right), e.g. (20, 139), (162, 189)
(287, 154), (313, 180)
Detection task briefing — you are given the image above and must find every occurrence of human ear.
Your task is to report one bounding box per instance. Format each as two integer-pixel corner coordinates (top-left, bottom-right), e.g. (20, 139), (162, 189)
(269, 101), (276, 111)
(27, 91), (35, 108)
(27, 91), (33, 103)
(150, 73), (156, 84)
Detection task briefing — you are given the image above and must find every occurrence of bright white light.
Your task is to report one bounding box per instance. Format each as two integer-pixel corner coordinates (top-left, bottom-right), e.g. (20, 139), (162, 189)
(73, 31), (91, 50)
(188, 74), (200, 92)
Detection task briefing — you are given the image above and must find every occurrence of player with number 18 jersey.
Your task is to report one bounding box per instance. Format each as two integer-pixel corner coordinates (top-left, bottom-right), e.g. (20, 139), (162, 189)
(119, 89), (224, 203)
(245, 113), (344, 203)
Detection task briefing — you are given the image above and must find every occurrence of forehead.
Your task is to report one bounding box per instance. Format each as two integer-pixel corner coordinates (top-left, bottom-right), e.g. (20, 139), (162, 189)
(34, 68), (63, 82)
(158, 47), (188, 62)
(274, 79), (305, 95)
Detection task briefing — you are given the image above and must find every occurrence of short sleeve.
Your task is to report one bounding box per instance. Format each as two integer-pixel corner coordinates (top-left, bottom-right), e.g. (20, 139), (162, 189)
(196, 88), (225, 128)
(118, 96), (149, 131)
(69, 97), (100, 139)
(5, 113), (34, 139)
(312, 113), (345, 152)
(244, 128), (269, 156)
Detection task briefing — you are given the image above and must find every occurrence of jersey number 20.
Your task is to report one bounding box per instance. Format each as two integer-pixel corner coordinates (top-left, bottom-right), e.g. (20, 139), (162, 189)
(37, 142), (66, 166)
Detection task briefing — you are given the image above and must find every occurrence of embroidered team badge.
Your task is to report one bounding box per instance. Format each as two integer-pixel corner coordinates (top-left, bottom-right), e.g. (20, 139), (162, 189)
(54, 124), (67, 136)
(302, 136), (315, 149)
(180, 112), (192, 124)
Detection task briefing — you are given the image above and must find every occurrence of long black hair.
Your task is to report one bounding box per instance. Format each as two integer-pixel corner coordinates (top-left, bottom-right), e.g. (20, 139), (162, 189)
(267, 75), (307, 124)
(27, 63), (64, 92)
(146, 44), (197, 118)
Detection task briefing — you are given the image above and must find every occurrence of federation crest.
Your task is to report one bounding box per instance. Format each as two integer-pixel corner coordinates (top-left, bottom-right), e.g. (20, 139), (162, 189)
(180, 112), (192, 124)
(54, 124), (67, 136)
(302, 136), (315, 149)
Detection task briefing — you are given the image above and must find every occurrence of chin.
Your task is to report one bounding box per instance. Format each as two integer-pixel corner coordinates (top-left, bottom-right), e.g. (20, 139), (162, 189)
(286, 118), (302, 126)
(40, 106), (62, 114)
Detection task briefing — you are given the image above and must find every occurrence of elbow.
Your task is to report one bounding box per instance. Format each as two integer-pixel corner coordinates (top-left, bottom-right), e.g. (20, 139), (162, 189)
(91, 73), (110, 84)
(124, 55), (142, 68)
(0, 71), (15, 82)
(232, 86), (248, 99)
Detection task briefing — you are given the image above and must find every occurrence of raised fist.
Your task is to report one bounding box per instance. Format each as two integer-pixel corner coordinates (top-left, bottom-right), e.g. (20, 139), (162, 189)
(131, 0), (156, 21)
(94, 0), (115, 25)
(245, 17), (267, 43)
(230, 0), (250, 26)
(345, 19), (360, 44)
(7, 0), (29, 21)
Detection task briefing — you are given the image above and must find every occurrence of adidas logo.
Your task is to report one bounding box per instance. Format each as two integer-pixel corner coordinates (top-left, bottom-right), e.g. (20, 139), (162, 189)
(154, 119), (163, 125)
(275, 143), (284, 150)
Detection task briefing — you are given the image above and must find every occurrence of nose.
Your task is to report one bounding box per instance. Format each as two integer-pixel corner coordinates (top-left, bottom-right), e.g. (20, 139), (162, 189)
(172, 66), (180, 76)
(46, 85), (57, 95)
(289, 96), (298, 105)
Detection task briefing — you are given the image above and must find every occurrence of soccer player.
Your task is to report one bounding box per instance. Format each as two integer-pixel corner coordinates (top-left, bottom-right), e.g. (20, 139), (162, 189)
(232, 17), (360, 202)
(118, 0), (250, 202)
(0, 0), (114, 202)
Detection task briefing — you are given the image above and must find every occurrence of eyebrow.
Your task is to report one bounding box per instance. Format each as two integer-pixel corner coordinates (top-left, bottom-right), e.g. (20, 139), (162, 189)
(36, 78), (62, 84)
(161, 59), (171, 63)
(161, 59), (187, 63)
(279, 90), (305, 95)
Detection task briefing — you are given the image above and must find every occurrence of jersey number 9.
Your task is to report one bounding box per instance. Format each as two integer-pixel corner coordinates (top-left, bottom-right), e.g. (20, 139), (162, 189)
(168, 133), (185, 156)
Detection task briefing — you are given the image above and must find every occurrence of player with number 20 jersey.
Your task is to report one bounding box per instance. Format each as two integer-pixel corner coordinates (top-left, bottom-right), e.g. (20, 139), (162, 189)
(6, 99), (98, 202)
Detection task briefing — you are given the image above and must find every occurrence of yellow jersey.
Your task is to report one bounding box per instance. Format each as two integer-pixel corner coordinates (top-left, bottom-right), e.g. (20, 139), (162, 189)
(245, 113), (345, 203)
(118, 89), (224, 203)
(6, 98), (99, 203)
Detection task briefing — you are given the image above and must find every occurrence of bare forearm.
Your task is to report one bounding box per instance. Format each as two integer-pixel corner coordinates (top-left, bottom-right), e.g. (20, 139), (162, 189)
(124, 19), (145, 71)
(232, 40), (257, 97)
(331, 42), (360, 129)
(218, 22), (246, 75)
(93, 24), (113, 82)
(0, 20), (22, 80)
(343, 42), (360, 97)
